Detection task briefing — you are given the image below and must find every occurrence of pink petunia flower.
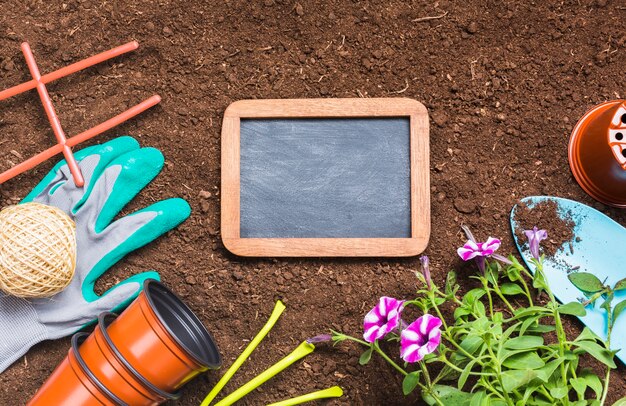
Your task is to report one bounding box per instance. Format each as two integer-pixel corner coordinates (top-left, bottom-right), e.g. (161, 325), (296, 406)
(524, 227), (548, 261)
(400, 314), (442, 363)
(457, 237), (501, 260)
(457, 237), (501, 272)
(363, 297), (405, 343)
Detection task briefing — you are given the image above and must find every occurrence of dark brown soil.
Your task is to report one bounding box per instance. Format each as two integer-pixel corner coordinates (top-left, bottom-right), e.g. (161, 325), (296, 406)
(513, 200), (576, 257)
(0, 0), (625, 405)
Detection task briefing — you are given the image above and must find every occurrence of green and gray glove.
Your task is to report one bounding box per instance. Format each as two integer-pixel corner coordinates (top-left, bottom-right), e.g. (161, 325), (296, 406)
(0, 136), (190, 373)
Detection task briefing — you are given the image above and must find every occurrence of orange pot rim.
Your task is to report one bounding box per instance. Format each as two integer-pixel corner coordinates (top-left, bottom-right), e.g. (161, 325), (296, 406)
(98, 312), (181, 401)
(568, 99), (626, 208)
(71, 332), (124, 406)
(143, 279), (221, 369)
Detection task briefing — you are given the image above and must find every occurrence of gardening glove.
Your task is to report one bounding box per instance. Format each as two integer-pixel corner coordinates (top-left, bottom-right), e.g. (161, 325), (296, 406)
(0, 136), (191, 373)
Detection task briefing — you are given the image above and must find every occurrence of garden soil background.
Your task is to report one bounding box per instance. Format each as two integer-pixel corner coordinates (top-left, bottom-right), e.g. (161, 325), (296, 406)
(0, 0), (625, 404)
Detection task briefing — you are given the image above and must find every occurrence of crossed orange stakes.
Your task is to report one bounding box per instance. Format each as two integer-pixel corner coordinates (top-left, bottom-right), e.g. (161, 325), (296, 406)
(0, 41), (160, 187)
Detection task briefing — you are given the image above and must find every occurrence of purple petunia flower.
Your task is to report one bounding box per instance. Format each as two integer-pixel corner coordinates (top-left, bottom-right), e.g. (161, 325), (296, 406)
(400, 314), (442, 363)
(457, 237), (501, 272)
(306, 334), (332, 344)
(420, 255), (432, 290)
(524, 226), (548, 260)
(363, 296), (405, 343)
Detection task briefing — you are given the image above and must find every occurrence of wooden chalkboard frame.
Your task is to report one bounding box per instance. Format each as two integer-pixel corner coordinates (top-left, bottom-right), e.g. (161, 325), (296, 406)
(221, 98), (430, 257)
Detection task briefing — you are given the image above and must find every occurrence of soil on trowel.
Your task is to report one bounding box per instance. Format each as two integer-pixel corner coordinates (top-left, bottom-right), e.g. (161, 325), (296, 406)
(513, 200), (576, 258)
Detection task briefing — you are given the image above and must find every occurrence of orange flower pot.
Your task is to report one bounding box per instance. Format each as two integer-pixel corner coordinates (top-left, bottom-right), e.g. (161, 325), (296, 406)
(28, 333), (122, 406)
(569, 100), (626, 207)
(79, 313), (180, 405)
(107, 279), (221, 392)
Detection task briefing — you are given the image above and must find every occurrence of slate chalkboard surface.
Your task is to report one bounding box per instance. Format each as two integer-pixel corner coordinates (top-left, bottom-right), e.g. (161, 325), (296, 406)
(240, 118), (411, 238)
(221, 98), (430, 257)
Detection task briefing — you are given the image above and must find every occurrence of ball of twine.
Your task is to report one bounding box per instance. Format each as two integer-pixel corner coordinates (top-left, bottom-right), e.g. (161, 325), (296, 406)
(0, 203), (76, 298)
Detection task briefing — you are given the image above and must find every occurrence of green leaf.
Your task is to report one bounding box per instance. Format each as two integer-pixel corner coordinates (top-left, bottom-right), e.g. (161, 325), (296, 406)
(458, 357), (482, 390)
(581, 370), (603, 398)
(454, 306), (472, 320)
(501, 283), (525, 296)
(512, 306), (551, 319)
(569, 377), (587, 399)
(522, 382), (542, 404)
(473, 300), (486, 317)
(574, 340), (617, 369)
(504, 335), (544, 350)
(525, 324), (556, 334)
(601, 292), (615, 313)
(402, 371), (420, 395)
(359, 347), (372, 365)
(614, 278), (626, 292)
(463, 288), (486, 306)
(469, 390), (486, 406)
(575, 327), (600, 342)
(568, 272), (605, 293)
(501, 369), (538, 392)
(536, 358), (565, 382)
(423, 385), (472, 406)
(533, 271), (548, 292)
(549, 386), (569, 399)
(502, 351), (545, 370)
(486, 265), (498, 285)
(613, 300), (626, 323)
(613, 397), (626, 406)
(558, 302), (587, 316)
(460, 335), (484, 355)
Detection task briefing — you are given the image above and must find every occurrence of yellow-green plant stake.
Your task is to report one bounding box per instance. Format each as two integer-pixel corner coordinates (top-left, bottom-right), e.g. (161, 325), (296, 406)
(213, 341), (315, 406)
(267, 386), (344, 406)
(201, 300), (286, 406)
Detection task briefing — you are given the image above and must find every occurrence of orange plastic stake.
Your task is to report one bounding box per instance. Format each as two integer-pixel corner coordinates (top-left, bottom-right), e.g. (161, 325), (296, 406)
(0, 95), (161, 185)
(0, 41), (139, 102)
(0, 41), (161, 186)
(21, 42), (84, 186)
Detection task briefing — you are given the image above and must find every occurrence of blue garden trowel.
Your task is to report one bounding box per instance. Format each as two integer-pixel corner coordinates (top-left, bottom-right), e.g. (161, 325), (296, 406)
(510, 196), (626, 364)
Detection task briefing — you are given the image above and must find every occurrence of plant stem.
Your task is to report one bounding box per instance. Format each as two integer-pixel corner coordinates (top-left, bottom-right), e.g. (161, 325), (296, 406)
(419, 361), (432, 387)
(419, 362), (445, 406)
(429, 292), (449, 331)
(536, 262), (570, 406)
(480, 379), (508, 402)
(518, 275), (534, 306)
(373, 341), (408, 376)
(440, 357), (490, 376)
(482, 278), (495, 317)
(492, 286), (516, 314)
(338, 335), (409, 377)
(485, 344), (514, 406)
(339, 334), (445, 406)
(441, 333), (485, 367)
(599, 306), (613, 406)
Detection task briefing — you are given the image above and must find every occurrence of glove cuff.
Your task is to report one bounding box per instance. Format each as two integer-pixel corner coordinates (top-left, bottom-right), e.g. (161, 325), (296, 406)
(0, 295), (49, 373)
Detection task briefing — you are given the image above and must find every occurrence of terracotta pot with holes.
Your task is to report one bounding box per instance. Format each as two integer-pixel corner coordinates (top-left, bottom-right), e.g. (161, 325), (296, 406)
(28, 333), (122, 406)
(106, 279), (221, 392)
(569, 100), (626, 207)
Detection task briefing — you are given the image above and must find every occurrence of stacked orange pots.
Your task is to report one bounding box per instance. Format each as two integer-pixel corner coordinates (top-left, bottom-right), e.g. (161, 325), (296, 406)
(29, 280), (221, 406)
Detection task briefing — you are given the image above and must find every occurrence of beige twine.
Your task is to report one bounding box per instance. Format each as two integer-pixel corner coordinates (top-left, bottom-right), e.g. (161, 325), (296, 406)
(0, 203), (76, 298)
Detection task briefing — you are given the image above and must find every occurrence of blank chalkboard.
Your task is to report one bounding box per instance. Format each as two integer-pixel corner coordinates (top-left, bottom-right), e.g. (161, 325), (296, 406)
(240, 118), (411, 238)
(221, 98), (430, 257)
